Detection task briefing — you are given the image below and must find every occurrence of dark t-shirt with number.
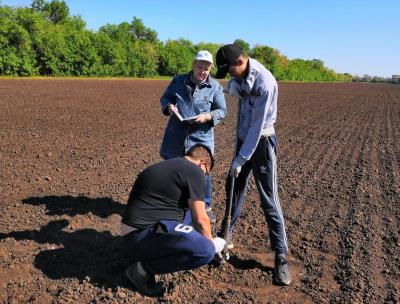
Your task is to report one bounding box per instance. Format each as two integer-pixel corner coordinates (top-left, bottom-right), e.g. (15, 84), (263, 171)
(122, 157), (205, 229)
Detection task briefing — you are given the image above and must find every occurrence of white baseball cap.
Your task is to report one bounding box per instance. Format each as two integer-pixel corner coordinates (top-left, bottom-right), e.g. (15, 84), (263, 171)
(194, 50), (213, 65)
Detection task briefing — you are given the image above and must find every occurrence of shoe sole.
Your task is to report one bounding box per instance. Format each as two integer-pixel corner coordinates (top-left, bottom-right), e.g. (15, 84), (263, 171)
(125, 268), (165, 297)
(125, 267), (138, 287)
(273, 276), (291, 285)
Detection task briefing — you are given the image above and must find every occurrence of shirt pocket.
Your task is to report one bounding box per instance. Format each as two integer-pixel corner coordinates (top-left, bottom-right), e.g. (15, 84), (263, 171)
(193, 95), (212, 113)
(248, 95), (257, 106)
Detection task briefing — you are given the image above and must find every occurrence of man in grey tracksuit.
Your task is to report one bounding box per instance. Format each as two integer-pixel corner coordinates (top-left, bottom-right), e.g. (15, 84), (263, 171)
(215, 44), (290, 285)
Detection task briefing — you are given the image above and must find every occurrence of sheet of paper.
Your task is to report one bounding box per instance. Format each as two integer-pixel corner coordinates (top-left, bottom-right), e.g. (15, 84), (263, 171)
(172, 108), (197, 121)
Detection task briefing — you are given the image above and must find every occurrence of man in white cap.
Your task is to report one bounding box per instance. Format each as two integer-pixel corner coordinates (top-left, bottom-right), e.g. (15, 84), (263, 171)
(159, 50), (227, 228)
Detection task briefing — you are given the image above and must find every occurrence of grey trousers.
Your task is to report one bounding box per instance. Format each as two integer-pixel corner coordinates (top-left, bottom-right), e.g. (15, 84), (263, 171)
(221, 135), (288, 253)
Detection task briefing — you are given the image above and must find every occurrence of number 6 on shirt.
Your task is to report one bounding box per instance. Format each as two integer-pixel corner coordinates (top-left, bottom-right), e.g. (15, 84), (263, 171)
(175, 224), (193, 233)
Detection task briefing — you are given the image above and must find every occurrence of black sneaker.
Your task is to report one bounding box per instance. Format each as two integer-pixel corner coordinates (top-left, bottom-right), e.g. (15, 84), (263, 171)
(274, 256), (291, 285)
(125, 262), (165, 297)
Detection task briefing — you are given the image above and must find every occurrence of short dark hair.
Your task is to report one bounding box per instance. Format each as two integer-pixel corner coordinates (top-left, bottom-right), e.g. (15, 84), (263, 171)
(185, 144), (215, 171)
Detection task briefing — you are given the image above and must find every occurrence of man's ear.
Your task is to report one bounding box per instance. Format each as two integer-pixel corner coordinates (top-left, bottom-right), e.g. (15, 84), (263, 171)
(237, 57), (245, 67)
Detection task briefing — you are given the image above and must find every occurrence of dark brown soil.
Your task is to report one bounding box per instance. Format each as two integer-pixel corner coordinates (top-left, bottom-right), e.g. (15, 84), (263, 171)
(0, 79), (399, 304)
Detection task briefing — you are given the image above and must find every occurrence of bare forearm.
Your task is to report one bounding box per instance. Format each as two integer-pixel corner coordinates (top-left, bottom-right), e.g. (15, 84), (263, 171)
(188, 199), (213, 240)
(193, 220), (212, 241)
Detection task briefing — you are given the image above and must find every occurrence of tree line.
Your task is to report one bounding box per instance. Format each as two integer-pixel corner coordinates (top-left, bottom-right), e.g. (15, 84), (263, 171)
(1, 0), (352, 81)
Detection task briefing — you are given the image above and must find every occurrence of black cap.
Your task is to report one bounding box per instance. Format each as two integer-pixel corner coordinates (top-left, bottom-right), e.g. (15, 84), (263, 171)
(215, 44), (242, 79)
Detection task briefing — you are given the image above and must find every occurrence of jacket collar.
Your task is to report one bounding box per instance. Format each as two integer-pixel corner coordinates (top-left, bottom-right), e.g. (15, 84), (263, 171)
(184, 72), (212, 88)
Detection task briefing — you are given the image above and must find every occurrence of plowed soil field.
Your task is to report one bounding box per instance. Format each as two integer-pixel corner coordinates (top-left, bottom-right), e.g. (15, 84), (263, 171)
(0, 79), (399, 304)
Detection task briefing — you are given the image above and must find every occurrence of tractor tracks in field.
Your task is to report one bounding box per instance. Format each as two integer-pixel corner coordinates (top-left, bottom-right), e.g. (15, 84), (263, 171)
(376, 90), (400, 302)
(279, 85), (400, 303)
(331, 89), (400, 303)
(281, 94), (367, 302)
(280, 93), (361, 229)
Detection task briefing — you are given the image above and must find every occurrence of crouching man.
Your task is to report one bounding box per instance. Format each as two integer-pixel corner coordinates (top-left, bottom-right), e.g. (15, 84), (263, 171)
(121, 144), (225, 296)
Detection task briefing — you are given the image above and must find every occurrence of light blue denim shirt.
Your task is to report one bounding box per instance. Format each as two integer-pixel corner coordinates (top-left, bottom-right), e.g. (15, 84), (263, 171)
(160, 73), (227, 159)
(230, 58), (278, 165)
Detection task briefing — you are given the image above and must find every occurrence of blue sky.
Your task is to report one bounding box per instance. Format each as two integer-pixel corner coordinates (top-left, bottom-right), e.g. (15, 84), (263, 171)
(3, 0), (400, 77)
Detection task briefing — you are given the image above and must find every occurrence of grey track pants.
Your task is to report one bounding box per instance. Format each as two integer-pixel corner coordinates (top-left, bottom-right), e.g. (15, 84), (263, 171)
(221, 135), (288, 253)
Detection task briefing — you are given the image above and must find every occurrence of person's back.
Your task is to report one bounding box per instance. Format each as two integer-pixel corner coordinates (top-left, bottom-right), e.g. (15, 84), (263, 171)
(122, 157), (204, 229)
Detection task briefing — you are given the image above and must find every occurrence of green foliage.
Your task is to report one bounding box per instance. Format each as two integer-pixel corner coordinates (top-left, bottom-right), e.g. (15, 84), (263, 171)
(158, 39), (195, 76)
(251, 45), (283, 78)
(99, 17), (158, 44)
(0, 1), (352, 80)
(284, 59), (337, 81)
(0, 6), (37, 75)
(31, 0), (46, 13)
(233, 38), (250, 54)
(36, 24), (69, 75)
(92, 31), (126, 75)
(130, 17), (158, 43)
(64, 30), (101, 76)
(64, 15), (86, 31)
(45, 0), (69, 24)
(127, 40), (158, 77)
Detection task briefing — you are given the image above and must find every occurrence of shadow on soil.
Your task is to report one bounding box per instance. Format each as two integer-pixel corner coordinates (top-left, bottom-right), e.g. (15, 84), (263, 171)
(22, 195), (125, 218)
(0, 196), (131, 289)
(228, 255), (273, 273)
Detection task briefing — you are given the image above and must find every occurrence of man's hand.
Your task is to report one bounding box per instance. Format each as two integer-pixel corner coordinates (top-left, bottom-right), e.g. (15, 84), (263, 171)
(167, 103), (178, 115)
(212, 237), (226, 253)
(230, 159), (242, 177)
(193, 113), (212, 124)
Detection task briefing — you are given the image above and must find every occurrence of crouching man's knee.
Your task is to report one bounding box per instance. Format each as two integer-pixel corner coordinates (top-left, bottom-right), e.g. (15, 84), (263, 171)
(190, 238), (215, 268)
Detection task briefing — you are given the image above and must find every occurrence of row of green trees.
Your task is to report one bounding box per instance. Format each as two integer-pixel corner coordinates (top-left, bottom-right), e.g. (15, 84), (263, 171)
(0, 0), (352, 81)
(352, 74), (396, 84)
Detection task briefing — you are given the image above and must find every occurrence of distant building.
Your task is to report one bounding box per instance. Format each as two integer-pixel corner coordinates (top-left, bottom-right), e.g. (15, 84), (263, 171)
(392, 75), (400, 84)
